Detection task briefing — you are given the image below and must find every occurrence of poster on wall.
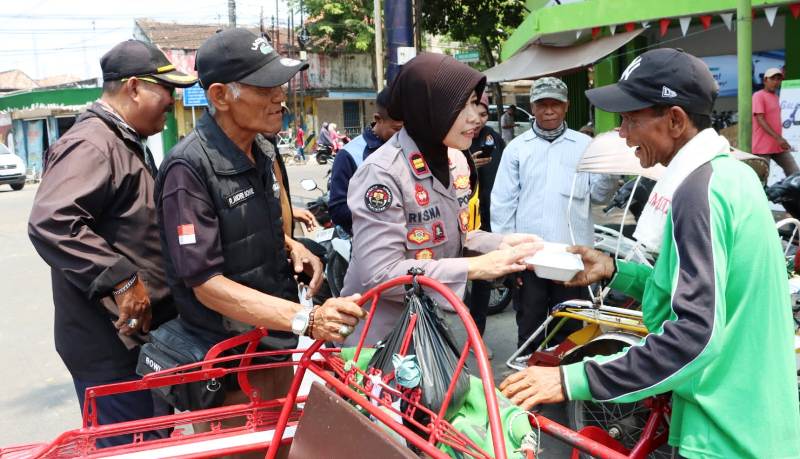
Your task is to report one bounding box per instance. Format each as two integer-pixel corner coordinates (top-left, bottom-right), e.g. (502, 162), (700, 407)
(25, 120), (44, 176)
(766, 79), (800, 202)
(781, 79), (800, 155)
(702, 50), (785, 97)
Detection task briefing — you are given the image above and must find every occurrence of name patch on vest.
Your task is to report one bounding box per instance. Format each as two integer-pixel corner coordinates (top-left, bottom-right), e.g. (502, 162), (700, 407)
(226, 187), (256, 208)
(407, 206), (441, 224)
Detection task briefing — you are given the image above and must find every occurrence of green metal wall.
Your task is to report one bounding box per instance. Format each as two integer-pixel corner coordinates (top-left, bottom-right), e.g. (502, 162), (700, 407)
(0, 87), (101, 111)
(563, 70), (590, 130)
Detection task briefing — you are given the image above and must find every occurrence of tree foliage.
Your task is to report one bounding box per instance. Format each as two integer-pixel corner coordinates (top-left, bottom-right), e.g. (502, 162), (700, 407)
(421, 0), (526, 67)
(292, 0), (375, 53)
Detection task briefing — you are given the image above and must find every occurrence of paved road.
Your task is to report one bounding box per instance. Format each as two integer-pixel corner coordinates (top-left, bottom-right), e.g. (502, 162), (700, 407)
(0, 162), (570, 456)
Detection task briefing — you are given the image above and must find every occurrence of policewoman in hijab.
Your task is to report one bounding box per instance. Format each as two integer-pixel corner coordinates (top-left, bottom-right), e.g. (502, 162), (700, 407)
(342, 53), (541, 345)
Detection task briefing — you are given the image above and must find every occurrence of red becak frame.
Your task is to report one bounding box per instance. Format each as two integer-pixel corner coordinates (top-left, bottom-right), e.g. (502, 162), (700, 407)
(0, 275), (630, 459)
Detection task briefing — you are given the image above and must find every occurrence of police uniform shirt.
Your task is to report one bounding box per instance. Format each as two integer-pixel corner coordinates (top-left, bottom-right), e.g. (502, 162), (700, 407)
(342, 127), (503, 345)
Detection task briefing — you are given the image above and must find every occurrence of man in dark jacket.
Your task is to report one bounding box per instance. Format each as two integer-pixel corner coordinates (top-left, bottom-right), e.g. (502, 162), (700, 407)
(28, 40), (197, 447)
(328, 86), (403, 234)
(465, 91), (506, 343)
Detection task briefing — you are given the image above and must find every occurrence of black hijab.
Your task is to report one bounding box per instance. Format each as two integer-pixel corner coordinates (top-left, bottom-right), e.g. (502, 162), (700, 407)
(387, 53), (486, 187)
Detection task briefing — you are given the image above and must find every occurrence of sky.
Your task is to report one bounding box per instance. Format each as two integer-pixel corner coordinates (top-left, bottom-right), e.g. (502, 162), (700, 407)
(0, 0), (292, 81)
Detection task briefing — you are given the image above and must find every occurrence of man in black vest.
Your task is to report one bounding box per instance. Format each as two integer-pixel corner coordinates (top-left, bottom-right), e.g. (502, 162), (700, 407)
(155, 29), (365, 432)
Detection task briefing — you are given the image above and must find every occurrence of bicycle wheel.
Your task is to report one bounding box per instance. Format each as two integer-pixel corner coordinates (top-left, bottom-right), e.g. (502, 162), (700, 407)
(564, 338), (674, 459)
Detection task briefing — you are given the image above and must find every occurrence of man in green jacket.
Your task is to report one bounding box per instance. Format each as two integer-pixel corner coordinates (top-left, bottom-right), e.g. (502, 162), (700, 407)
(501, 48), (800, 458)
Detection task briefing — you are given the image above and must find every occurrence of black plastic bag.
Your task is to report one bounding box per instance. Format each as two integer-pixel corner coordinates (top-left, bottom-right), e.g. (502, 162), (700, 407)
(368, 285), (471, 418)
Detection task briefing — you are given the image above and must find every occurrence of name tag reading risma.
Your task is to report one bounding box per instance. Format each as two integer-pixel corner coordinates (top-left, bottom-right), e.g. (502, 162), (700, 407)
(227, 187), (256, 208)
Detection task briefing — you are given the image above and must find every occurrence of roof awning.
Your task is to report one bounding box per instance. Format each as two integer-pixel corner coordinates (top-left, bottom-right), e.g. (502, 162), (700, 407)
(484, 29), (642, 83)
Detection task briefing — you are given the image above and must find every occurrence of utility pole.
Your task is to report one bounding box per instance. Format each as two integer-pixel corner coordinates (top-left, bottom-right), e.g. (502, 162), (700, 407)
(275, 0), (280, 50)
(374, 0), (384, 90)
(228, 0), (236, 28)
(737, 0), (752, 151)
(384, 0), (413, 83)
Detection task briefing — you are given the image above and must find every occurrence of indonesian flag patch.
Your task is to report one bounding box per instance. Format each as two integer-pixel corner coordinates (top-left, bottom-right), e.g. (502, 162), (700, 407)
(177, 224), (196, 245)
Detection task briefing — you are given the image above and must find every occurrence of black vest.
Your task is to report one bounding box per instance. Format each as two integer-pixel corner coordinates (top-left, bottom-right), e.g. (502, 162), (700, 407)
(155, 113), (298, 351)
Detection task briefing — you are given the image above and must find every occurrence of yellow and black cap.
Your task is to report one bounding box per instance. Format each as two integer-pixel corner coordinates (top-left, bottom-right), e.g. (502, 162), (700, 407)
(101, 39), (198, 88)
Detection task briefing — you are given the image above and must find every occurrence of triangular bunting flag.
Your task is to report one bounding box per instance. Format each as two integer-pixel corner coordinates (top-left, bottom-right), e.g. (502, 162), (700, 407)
(625, 22), (636, 32)
(721, 12), (734, 31)
(765, 6), (778, 26)
(791, 3), (800, 19)
(700, 15), (713, 29)
(576, 29), (583, 40)
(660, 18), (671, 36)
(609, 24), (617, 36)
(679, 16), (691, 36)
(641, 21), (651, 29)
(591, 27), (601, 39)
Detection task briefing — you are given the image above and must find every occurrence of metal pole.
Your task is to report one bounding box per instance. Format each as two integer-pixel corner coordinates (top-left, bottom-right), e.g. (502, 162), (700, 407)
(191, 106), (196, 127)
(374, 0), (384, 91)
(737, 0), (752, 151)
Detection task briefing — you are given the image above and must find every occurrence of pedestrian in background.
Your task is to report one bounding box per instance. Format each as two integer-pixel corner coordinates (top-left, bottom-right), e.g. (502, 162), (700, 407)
(294, 120), (305, 162)
(28, 40), (197, 447)
(752, 67), (798, 175)
(491, 77), (616, 356)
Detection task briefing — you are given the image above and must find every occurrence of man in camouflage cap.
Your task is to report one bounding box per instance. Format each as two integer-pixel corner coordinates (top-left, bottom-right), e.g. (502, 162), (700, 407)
(491, 76), (616, 356)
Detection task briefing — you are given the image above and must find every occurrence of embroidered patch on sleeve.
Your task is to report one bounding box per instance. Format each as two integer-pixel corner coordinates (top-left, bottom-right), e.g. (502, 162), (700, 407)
(177, 224), (196, 245)
(414, 184), (430, 206)
(432, 221), (446, 243)
(409, 152), (429, 176)
(458, 210), (469, 233)
(407, 227), (432, 245)
(365, 184), (393, 212)
(415, 248), (435, 260)
(454, 175), (471, 190)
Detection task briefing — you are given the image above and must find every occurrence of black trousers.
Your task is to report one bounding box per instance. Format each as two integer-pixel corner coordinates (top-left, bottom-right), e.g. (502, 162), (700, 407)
(514, 271), (589, 353)
(466, 280), (492, 335)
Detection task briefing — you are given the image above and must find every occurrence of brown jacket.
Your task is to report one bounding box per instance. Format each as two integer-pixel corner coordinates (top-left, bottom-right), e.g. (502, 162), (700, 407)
(28, 102), (175, 379)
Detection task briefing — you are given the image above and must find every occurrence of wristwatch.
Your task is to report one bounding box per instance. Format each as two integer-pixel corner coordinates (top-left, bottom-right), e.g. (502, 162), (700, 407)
(291, 308), (313, 336)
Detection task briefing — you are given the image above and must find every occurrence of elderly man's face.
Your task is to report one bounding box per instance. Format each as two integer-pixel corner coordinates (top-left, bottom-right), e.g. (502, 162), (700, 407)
(619, 107), (675, 168)
(230, 83), (286, 134)
(532, 98), (568, 130)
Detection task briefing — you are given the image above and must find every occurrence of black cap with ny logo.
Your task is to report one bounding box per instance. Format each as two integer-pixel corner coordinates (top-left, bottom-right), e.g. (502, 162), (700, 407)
(585, 48), (719, 116)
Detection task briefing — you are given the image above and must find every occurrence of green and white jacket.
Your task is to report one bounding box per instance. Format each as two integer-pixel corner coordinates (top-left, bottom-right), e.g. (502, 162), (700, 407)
(562, 134), (800, 458)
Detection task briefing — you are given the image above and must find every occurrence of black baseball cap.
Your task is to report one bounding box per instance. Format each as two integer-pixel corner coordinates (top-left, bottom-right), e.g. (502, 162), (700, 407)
(196, 28), (309, 88)
(101, 40), (197, 88)
(585, 48), (718, 115)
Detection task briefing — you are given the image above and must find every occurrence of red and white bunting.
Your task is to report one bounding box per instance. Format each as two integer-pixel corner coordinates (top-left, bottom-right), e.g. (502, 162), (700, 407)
(791, 3), (800, 19)
(764, 6), (778, 26)
(679, 16), (691, 36)
(720, 12), (734, 31)
(609, 24), (617, 36)
(591, 26), (602, 39)
(699, 15), (712, 30)
(625, 22), (636, 32)
(576, 29), (583, 39)
(641, 21), (651, 29)
(659, 18), (670, 36)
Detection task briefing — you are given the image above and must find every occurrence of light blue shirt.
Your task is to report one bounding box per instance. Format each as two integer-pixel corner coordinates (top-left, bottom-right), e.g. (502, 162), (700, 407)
(490, 128), (616, 245)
